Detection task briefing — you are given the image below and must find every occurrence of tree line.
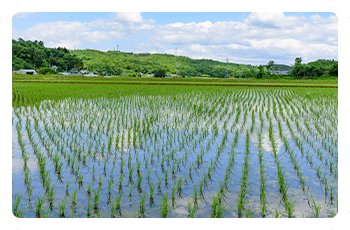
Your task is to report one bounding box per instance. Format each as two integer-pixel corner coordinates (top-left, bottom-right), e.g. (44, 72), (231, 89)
(288, 58), (338, 78)
(12, 38), (83, 71)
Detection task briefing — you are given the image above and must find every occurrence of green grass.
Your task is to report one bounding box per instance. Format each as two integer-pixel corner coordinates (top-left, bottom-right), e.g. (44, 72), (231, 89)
(12, 74), (338, 87)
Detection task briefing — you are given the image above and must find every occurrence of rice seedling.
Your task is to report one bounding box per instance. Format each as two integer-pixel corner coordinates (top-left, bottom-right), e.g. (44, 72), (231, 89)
(48, 184), (55, 206)
(13, 194), (27, 218)
(160, 192), (169, 218)
(84, 182), (91, 195)
(93, 189), (101, 210)
(40, 207), (53, 218)
(118, 173), (124, 191)
(69, 206), (75, 218)
(115, 192), (122, 213)
(12, 84), (337, 218)
(71, 188), (77, 205)
(244, 207), (255, 218)
(139, 192), (147, 217)
(274, 208), (284, 218)
(129, 183), (133, 197)
(187, 199), (198, 218)
(27, 186), (33, 202)
(210, 192), (224, 218)
(286, 198), (297, 218)
(35, 194), (46, 218)
(149, 183), (155, 199)
(78, 174), (84, 185)
(98, 174), (103, 187)
(312, 199), (321, 218)
(58, 198), (67, 218)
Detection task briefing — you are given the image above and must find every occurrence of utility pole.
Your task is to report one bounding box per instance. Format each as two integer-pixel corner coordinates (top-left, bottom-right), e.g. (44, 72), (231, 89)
(117, 44), (119, 51)
(175, 47), (178, 75)
(157, 47), (158, 53)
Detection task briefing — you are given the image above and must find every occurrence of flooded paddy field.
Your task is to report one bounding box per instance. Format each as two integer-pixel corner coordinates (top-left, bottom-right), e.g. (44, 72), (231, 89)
(12, 83), (338, 218)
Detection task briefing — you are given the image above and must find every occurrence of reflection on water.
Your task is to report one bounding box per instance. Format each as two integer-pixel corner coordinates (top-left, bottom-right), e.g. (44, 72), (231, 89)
(12, 88), (338, 218)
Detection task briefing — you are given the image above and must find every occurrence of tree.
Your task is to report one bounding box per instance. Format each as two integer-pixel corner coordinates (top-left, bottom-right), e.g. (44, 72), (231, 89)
(329, 62), (338, 76)
(154, 68), (167, 78)
(256, 65), (265, 78)
(295, 57), (302, 64)
(292, 57), (303, 78)
(38, 67), (57, 75)
(266, 60), (274, 74)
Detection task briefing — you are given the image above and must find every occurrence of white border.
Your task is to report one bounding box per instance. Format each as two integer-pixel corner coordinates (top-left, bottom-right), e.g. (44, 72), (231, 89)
(1, 1), (349, 230)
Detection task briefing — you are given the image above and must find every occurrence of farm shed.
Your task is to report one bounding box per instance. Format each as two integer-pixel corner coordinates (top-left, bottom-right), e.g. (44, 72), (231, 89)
(16, 69), (38, 75)
(84, 73), (100, 77)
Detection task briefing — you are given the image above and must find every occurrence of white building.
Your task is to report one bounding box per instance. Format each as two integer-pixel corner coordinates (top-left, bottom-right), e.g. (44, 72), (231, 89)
(58, 72), (69, 75)
(84, 73), (100, 77)
(16, 69), (38, 75)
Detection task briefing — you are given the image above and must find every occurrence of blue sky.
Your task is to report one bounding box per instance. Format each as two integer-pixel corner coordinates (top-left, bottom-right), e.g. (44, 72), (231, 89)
(12, 12), (337, 65)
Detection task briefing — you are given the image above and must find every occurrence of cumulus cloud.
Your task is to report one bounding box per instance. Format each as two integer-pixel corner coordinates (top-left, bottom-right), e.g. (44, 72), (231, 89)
(13, 12), (34, 19)
(245, 12), (305, 28)
(12, 12), (337, 64)
(151, 12), (337, 64)
(153, 20), (249, 46)
(115, 12), (155, 24)
(12, 15), (151, 49)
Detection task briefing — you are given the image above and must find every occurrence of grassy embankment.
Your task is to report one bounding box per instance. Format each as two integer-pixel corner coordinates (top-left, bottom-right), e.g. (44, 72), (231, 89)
(12, 74), (338, 87)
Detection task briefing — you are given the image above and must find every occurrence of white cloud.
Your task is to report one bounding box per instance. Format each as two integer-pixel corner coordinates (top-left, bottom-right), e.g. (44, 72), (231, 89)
(46, 39), (82, 50)
(245, 12), (305, 28)
(12, 12), (338, 65)
(114, 12), (154, 25)
(13, 12), (34, 19)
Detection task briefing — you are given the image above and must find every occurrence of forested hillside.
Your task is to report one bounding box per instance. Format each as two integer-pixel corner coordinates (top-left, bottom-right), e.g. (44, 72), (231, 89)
(12, 39), (83, 71)
(70, 49), (259, 78)
(12, 39), (337, 78)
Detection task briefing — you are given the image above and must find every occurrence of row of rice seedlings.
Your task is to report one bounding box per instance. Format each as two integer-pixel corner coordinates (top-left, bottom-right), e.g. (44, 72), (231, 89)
(12, 86), (338, 217)
(267, 116), (291, 215)
(257, 131), (268, 217)
(237, 130), (251, 217)
(279, 96), (338, 207)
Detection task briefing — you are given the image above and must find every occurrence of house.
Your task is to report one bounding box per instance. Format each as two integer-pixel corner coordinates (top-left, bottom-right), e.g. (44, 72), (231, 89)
(50, 65), (58, 70)
(69, 68), (81, 75)
(80, 70), (88, 74)
(16, 69), (38, 75)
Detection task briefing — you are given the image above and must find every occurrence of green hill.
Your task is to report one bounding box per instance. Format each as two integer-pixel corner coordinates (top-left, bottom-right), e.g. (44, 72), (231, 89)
(70, 49), (259, 78)
(12, 39), (336, 79)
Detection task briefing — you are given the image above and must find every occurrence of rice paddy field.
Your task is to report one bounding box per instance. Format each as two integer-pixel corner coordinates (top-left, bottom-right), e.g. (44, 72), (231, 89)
(12, 83), (338, 218)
